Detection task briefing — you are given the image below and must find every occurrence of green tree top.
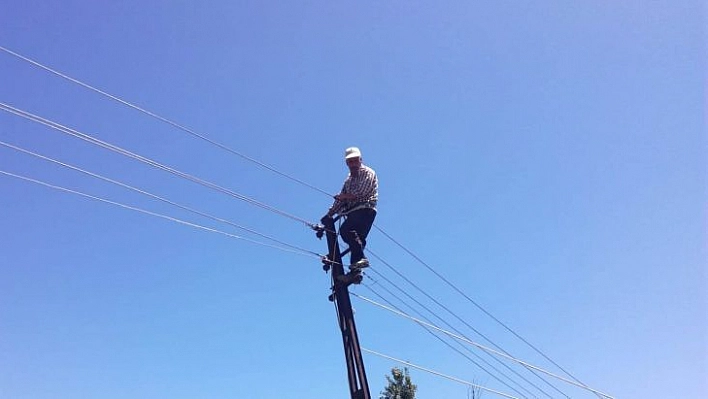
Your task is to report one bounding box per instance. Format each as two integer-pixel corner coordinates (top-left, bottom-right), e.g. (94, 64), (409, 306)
(380, 367), (417, 399)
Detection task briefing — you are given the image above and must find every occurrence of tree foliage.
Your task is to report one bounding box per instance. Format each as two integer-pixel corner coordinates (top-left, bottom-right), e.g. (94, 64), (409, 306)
(467, 384), (482, 399)
(380, 367), (417, 399)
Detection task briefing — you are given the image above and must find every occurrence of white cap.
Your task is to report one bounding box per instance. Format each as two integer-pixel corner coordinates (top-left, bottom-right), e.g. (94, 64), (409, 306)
(344, 147), (362, 159)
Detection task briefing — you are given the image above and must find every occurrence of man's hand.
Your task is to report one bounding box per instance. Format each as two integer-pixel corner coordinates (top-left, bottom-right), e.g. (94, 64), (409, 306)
(334, 193), (356, 201)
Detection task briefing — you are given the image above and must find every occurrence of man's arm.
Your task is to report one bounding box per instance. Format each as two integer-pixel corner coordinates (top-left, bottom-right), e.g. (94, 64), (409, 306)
(326, 183), (348, 216)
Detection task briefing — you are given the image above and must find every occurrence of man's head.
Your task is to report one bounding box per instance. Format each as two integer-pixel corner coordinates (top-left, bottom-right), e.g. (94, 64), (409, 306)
(344, 146), (362, 172)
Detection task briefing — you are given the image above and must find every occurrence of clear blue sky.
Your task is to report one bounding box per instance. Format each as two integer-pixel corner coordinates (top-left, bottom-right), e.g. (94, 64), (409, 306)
(1, 1), (705, 398)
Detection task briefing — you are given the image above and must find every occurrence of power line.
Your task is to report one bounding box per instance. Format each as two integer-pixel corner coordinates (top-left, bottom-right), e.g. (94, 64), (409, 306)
(366, 250), (570, 398)
(0, 139), (322, 258)
(374, 225), (597, 394)
(361, 347), (520, 399)
(362, 278), (533, 398)
(0, 169), (321, 259)
(0, 45), (335, 198)
(364, 270), (550, 399)
(0, 102), (319, 230)
(353, 293), (615, 399)
(363, 281), (534, 399)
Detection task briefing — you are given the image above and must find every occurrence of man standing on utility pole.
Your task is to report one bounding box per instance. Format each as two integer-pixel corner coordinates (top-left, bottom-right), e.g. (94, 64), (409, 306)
(325, 146), (378, 270)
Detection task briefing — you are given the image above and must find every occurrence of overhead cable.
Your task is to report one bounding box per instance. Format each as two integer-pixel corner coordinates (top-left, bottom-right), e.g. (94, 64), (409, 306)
(0, 102), (319, 230)
(361, 347), (520, 399)
(0, 140), (321, 258)
(367, 250), (569, 398)
(364, 270), (551, 399)
(352, 293), (615, 399)
(0, 45), (334, 198)
(374, 225), (596, 393)
(0, 169), (320, 259)
(363, 281), (533, 398)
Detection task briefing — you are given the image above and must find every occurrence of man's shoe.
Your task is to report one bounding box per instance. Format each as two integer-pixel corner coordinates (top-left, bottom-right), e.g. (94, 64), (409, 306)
(350, 259), (370, 270)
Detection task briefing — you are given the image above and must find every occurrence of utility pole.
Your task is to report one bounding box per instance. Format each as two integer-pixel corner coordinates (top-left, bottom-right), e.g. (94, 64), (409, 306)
(317, 216), (371, 399)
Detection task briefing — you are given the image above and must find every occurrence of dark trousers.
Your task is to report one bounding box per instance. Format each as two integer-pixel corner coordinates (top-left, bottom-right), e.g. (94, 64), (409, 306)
(340, 208), (377, 265)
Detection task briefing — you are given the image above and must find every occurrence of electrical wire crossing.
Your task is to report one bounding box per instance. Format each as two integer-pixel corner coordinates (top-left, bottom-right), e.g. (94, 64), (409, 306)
(0, 45), (334, 198)
(0, 139), (322, 258)
(353, 293), (615, 399)
(0, 102), (319, 230)
(374, 225), (598, 394)
(363, 281), (537, 399)
(363, 272), (554, 399)
(0, 169), (321, 259)
(361, 347), (521, 399)
(366, 250), (570, 398)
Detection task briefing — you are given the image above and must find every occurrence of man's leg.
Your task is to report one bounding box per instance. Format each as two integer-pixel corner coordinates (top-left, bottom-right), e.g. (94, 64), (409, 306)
(340, 215), (364, 265)
(341, 209), (376, 266)
(356, 208), (376, 252)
